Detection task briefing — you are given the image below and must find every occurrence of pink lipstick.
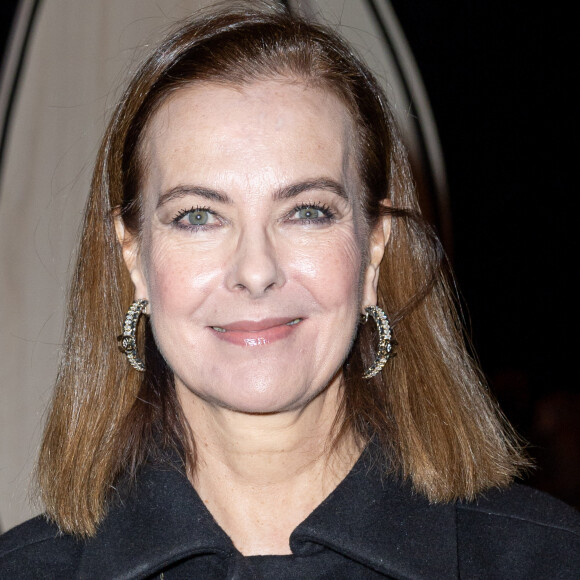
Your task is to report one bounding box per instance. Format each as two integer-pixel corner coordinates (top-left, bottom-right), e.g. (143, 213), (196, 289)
(210, 317), (302, 347)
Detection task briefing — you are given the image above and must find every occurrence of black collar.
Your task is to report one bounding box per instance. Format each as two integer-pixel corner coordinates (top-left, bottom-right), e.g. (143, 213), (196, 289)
(78, 445), (458, 579)
(290, 449), (458, 578)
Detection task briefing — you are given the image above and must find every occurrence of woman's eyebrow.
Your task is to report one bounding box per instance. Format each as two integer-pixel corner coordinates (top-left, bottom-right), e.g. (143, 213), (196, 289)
(157, 185), (232, 208)
(274, 178), (348, 201)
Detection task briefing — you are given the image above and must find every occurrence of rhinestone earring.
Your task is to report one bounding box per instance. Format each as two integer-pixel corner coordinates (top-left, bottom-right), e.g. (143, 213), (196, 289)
(118, 299), (148, 372)
(361, 305), (394, 379)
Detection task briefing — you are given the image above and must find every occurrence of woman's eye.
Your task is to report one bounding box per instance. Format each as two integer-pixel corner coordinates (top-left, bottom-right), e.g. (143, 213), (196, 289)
(291, 205), (333, 222)
(186, 209), (212, 225)
(297, 207), (323, 220)
(172, 207), (219, 229)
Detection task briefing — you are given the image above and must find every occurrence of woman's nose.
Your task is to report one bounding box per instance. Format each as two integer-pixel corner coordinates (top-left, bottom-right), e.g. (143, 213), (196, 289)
(225, 229), (285, 297)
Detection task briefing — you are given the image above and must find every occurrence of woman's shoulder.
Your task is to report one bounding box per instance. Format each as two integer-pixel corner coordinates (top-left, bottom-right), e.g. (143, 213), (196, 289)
(457, 482), (580, 534)
(0, 515), (82, 579)
(455, 483), (579, 577)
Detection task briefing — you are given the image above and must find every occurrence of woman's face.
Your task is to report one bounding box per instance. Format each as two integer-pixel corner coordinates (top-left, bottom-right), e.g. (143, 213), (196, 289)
(119, 79), (387, 414)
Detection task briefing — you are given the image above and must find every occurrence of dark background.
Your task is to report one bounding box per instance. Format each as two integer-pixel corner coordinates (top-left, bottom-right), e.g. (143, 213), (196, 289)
(1, 1), (578, 507)
(0, 4), (18, 64)
(389, 0), (579, 507)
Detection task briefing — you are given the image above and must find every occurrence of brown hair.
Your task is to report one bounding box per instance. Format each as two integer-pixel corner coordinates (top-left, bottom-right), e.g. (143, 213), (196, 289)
(37, 2), (528, 536)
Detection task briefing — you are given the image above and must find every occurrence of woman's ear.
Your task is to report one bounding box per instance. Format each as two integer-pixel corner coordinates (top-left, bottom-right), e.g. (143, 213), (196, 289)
(113, 209), (149, 301)
(362, 200), (392, 308)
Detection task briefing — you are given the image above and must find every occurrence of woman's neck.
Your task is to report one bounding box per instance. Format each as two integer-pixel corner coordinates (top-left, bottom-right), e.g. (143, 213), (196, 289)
(178, 381), (360, 556)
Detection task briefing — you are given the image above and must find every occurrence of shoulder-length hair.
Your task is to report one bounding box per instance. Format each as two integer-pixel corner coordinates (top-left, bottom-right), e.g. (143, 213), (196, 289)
(37, 2), (528, 536)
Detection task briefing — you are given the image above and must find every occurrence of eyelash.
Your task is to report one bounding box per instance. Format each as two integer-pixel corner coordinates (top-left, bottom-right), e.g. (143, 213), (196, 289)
(171, 206), (218, 231)
(289, 203), (335, 224)
(170, 202), (336, 231)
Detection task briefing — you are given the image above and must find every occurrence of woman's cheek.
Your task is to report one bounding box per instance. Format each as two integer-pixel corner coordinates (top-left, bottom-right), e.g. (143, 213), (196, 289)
(144, 237), (222, 313)
(287, 231), (362, 291)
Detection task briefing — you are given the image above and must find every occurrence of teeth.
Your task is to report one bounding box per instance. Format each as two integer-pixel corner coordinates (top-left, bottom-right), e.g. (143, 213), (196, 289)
(212, 326), (226, 333)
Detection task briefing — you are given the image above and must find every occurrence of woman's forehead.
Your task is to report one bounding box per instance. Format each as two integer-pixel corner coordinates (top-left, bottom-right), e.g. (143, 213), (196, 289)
(145, 79), (352, 148)
(140, 80), (359, 201)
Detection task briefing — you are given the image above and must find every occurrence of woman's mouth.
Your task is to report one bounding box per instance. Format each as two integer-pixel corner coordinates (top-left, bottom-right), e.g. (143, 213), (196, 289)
(210, 318), (303, 346)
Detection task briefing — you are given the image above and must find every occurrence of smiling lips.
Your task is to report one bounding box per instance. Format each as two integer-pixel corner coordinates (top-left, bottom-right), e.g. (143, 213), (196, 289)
(210, 317), (302, 347)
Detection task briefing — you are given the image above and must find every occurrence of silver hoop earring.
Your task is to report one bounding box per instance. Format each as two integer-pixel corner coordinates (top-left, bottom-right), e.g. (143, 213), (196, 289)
(118, 299), (148, 372)
(361, 305), (394, 379)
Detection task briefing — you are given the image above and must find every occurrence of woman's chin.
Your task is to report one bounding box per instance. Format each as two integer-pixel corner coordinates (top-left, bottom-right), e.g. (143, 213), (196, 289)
(175, 372), (332, 417)
(207, 385), (312, 415)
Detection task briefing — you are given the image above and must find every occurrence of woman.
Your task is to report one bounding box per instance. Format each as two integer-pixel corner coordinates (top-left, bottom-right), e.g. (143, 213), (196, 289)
(1, 3), (578, 578)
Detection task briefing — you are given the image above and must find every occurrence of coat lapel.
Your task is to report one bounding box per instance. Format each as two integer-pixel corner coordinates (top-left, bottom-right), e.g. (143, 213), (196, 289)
(77, 462), (235, 579)
(291, 449), (459, 579)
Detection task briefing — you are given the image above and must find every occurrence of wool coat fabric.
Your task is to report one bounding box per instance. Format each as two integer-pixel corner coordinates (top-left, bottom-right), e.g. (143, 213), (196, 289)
(1, 444), (579, 579)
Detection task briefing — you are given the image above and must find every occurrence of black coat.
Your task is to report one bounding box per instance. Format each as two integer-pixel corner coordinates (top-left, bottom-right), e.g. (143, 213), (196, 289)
(1, 445), (579, 579)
